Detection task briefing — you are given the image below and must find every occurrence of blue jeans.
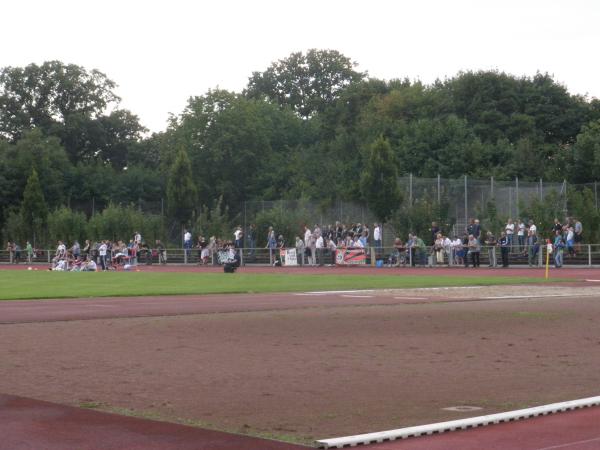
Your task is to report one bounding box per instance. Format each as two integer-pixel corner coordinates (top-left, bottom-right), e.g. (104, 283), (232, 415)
(554, 249), (563, 267)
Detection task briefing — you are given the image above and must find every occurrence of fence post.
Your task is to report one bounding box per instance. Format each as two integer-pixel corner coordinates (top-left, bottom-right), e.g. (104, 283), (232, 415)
(490, 176), (494, 199)
(409, 173), (413, 205)
(540, 178), (543, 202)
(437, 174), (441, 205)
(595, 182), (598, 210)
(240, 247), (244, 267)
(464, 175), (468, 226)
(589, 244), (592, 267)
(515, 177), (519, 217)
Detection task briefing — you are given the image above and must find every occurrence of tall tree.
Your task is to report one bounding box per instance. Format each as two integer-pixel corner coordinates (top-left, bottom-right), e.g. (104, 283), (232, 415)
(20, 168), (48, 243)
(360, 136), (402, 226)
(166, 147), (197, 226)
(245, 49), (365, 118)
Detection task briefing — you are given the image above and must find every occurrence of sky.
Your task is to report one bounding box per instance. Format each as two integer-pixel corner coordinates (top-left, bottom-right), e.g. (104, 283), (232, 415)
(2, 0), (599, 133)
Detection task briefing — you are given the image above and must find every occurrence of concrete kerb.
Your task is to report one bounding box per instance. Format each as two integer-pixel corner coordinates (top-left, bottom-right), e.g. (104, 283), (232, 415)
(315, 395), (600, 449)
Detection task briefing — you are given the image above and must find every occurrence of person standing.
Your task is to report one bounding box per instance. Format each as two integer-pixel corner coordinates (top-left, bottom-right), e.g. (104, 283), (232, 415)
(484, 231), (497, 267)
(498, 231), (510, 268)
(467, 234), (481, 268)
(247, 224), (257, 257)
(527, 229), (539, 267)
(373, 223), (382, 249)
(505, 219), (515, 249)
(517, 220), (526, 252)
(266, 227), (277, 265)
(98, 240), (108, 271)
(553, 230), (565, 268)
(233, 226), (243, 249)
(574, 218), (583, 254)
(26, 241), (33, 264)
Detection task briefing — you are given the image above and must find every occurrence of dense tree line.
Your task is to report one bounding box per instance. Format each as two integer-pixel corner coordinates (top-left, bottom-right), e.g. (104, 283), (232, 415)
(2, 51), (600, 245)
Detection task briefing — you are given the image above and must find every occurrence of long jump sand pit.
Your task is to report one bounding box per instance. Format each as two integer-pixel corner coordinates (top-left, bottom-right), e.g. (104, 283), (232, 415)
(1, 285), (600, 445)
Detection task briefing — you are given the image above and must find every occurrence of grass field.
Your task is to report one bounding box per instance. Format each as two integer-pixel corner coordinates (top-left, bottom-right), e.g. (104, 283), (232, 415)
(1, 270), (558, 300)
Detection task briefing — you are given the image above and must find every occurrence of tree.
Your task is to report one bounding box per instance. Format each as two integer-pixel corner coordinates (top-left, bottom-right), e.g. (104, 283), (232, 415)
(245, 49), (365, 118)
(166, 147), (197, 226)
(0, 61), (119, 140)
(20, 168), (48, 244)
(360, 136), (402, 226)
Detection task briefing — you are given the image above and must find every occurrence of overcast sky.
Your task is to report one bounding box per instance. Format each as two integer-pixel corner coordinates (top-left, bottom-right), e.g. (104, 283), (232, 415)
(2, 0), (599, 133)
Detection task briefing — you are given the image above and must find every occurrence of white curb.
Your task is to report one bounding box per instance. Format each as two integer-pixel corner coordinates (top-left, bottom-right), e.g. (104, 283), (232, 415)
(316, 395), (600, 448)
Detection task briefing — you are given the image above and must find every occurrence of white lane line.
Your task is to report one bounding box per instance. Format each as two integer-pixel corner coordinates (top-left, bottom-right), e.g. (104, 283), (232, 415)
(482, 294), (594, 300)
(293, 293), (328, 296)
(536, 437), (600, 450)
(317, 396), (600, 448)
(585, 279), (600, 282)
(341, 295), (374, 298)
(84, 304), (116, 308)
(394, 296), (427, 300)
(307, 290), (376, 294)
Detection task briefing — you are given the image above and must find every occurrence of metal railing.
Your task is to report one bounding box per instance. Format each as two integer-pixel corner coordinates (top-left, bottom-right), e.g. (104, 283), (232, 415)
(2, 244), (599, 268)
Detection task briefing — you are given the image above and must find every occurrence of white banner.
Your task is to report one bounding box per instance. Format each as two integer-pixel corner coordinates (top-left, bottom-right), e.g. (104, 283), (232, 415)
(281, 248), (298, 266)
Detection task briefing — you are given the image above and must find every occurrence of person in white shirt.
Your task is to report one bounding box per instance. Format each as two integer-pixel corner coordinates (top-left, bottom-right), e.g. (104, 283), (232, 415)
(134, 232), (142, 245)
(315, 235), (324, 265)
(99, 241), (108, 271)
(528, 220), (537, 236)
(505, 219), (515, 248)
(373, 223), (382, 249)
(517, 220), (526, 251)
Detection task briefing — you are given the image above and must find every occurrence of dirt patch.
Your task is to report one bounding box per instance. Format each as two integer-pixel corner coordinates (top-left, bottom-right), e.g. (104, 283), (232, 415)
(1, 291), (600, 443)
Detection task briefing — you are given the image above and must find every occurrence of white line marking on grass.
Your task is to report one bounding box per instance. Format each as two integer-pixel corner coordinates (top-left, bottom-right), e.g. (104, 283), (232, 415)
(341, 295), (374, 298)
(537, 437), (600, 450)
(315, 395), (600, 449)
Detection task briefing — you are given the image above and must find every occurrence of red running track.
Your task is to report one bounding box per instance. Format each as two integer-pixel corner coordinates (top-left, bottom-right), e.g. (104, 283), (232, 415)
(0, 394), (305, 450)
(360, 406), (600, 449)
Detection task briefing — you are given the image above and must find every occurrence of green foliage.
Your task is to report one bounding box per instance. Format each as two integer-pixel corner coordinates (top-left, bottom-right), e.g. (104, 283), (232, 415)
(193, 196), (233, 240)
(391, 190), (453, 242)
(253, 201), (312, 246)
(20, 169), (48, 242)
(519, 190), (565, 240)
(166, 147), (197, 226)
(47, 207), (87, 245)
(567, 188), (600, 243)
(245, 49), (365, 118)
(87, 203), (162, 243)
(360, 136), (402, 224)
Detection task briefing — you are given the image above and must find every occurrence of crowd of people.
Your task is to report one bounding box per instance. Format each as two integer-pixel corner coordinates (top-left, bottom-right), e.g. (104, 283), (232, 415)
(386, 217), (583, 269)
(3, 216), (584, 270)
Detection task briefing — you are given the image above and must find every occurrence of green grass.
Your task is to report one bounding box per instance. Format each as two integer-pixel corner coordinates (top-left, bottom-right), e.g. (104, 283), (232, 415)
(0, 270), (559, 301)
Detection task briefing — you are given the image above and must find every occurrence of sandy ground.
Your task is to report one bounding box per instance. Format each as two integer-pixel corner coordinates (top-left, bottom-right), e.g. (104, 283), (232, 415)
(1, 285), (600, 444)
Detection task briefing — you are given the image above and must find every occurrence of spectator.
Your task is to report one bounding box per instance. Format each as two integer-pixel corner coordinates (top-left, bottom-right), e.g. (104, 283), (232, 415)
(233, 226), (243, 249)
(527, 229), (539, 267)
(505, 219), (514, 248)
(484, 231), (497, 267)
(26, 240), (33, 263)
(498, 231), (510, 268)
(452, 236), (464, 266)
(184, 229), (192, 260)
(517, 220), (526, 252)
(247, 224), (257, 257)
(295, 236), (305, 266)
(553, 230), (565, 268)
(574, 218), (583, 253)
(373, 223), (382, 249)
(266, 227), (277, 264)
(467, 234), (481, 268)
